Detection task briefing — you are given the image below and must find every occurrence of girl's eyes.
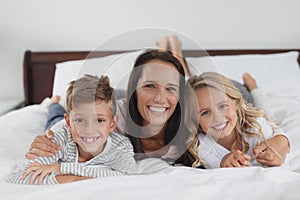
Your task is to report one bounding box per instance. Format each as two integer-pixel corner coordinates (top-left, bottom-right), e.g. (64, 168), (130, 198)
(219, 103), (228, 109)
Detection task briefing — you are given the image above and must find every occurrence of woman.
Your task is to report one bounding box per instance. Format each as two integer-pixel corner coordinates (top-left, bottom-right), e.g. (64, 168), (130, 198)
(26, 49), (202, 171)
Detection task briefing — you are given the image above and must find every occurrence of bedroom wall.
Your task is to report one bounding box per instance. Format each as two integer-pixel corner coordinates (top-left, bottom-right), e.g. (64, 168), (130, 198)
(0, 0), (300, 101)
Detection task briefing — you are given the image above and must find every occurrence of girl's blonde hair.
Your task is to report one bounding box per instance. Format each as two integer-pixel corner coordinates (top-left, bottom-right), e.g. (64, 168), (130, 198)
(184, 84), (205, 167)
(188, 72), (279, 154)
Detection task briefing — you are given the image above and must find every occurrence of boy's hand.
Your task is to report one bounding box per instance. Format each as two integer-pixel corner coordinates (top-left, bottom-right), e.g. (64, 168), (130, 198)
(220, 150), (251, 168)
(22, 162), (61, 185)
(253, 135), (289, 166)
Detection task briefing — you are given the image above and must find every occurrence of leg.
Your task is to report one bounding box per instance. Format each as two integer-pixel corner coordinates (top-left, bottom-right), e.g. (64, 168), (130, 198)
(242, 73), (258, 91)
(168, 35), (190, 77)
(156, 37), (169, 51)
(44, 96), (66, 131)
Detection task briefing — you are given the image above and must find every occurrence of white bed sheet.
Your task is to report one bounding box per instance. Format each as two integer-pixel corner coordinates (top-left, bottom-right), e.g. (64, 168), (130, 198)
(1, 85), (300, 200)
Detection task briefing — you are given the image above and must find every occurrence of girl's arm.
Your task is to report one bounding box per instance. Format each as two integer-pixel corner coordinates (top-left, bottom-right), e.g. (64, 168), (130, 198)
(253, 135), (289, 166)
(253, 117), (290, 166)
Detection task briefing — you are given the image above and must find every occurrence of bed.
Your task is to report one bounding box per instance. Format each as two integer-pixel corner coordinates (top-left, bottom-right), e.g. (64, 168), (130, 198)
(1, 49), (300, 200)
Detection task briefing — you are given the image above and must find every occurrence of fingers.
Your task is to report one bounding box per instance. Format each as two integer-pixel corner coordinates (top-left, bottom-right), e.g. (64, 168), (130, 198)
(253, 142), (268, 158)
(221, 150), (250, 168)
(255, 148), (283, 166)
(45, 130), (54, 139)
(29, 134), (61, 157)
(22, 162), (52, 185)
(22, 162), (41, 185)
(25, 152), (37, 159)
(29, 147), (55, 157)
(234, 151), (250, 166)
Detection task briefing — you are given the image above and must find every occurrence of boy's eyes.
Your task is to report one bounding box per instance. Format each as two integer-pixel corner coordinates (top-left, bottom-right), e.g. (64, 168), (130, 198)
(74, 118), (84, 123)
(97, 118), (106, 123)
(73, 118), (106, 124)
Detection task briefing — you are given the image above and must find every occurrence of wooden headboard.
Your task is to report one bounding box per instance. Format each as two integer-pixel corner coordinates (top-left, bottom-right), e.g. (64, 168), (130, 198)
(23, 49), (300, 106)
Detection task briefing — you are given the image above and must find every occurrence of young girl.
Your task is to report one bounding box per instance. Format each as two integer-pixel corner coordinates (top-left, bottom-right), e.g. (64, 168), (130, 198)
(188, 72), (290, 168)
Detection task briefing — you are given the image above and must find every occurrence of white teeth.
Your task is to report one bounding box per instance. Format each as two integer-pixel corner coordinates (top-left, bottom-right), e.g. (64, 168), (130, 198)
(213, 122), (227, 130)
(149, 106), (166, 113)
(81, 137), (99, 143)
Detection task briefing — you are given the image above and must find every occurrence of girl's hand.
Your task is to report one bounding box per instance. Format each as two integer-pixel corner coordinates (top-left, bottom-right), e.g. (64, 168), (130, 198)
(253, 135), (289, 166)
(220, 150), (251, 168)
(22, 162), (61, 185)
(25, 130), (61, 159)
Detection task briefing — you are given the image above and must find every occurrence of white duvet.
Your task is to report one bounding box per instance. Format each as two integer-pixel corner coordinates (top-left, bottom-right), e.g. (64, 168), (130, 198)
(0, 85), (300, 200)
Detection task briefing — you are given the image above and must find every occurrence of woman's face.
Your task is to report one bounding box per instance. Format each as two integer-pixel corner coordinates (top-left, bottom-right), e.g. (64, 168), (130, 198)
(195, 86), (238, 141)
(136, 59), (180, 127)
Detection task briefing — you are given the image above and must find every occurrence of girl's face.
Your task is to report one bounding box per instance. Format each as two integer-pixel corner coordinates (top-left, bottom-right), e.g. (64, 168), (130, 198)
(136, 59), (180, 127)
(195, 86), (238, 142)
(65, 101), (117, 159)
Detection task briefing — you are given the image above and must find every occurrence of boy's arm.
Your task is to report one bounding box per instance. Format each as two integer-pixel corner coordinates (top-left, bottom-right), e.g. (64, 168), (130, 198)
(60, 136), (136, 177)
(7, 128), (66, 185)
(6, 153), (62, 185)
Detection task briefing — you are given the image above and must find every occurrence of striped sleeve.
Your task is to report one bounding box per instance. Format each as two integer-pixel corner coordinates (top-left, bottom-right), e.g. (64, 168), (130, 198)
(103, 133), (136, 174)
(60, 133), (136, 177)
(60, 163), (124, 177)
(6, 125), (68, 185)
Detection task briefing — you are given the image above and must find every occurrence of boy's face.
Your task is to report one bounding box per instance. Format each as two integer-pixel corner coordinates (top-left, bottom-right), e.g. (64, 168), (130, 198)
(65, 101), (117, 158)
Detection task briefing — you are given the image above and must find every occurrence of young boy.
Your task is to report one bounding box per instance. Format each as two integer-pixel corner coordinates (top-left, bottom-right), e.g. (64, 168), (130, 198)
(7, 74), (136, 185)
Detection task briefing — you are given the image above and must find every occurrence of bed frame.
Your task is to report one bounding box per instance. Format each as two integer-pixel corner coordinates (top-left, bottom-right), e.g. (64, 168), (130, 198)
(23, 49), (300, 106)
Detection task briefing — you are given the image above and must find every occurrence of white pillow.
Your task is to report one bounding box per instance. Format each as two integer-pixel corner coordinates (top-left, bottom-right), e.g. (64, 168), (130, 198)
(186, 51), (300, 94)
(52, 50), (145, 106)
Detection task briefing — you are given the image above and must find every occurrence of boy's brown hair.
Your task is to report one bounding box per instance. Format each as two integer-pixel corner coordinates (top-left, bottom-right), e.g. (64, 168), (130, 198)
(65, 74), (116, 115)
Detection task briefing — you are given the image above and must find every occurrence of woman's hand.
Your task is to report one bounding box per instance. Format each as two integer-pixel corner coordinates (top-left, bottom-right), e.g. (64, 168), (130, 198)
(253, 135), (289, 166)
(220, 150), (251, 168)
(25, 130), (61, 159)
(22, 162), (61, 185)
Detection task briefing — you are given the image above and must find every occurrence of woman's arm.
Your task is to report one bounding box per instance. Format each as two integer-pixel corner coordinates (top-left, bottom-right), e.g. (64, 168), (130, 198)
(25, 122), (63, 159)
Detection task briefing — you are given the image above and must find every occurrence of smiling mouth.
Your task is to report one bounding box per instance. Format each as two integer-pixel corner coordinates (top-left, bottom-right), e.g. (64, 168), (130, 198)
(148, 106), (168, 113)
(212, 122), (228, 131)
(80, 136), (101, 144)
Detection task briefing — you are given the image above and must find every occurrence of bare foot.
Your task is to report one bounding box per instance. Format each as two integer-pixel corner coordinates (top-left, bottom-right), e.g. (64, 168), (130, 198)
(156, 37), (169, 51)
(48, 95), (60, 107)
(242, 73), (258, 91)
(169, 35), (182, 55)
(169, 35), (189, 76)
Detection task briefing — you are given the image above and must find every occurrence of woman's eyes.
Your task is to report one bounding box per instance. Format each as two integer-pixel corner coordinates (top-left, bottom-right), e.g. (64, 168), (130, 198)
(166, 87), (177, 92)
(143, 84), (177, 92)
(200, 110), (210, 116)
(144, 84), (155, 89)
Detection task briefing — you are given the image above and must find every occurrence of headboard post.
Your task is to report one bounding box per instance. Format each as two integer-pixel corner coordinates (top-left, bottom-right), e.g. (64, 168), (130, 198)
(23, 51), (31, 106)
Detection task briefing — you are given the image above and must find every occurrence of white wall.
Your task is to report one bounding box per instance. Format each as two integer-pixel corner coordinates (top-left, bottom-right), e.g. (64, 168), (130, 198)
(1, 0), (300, 101)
